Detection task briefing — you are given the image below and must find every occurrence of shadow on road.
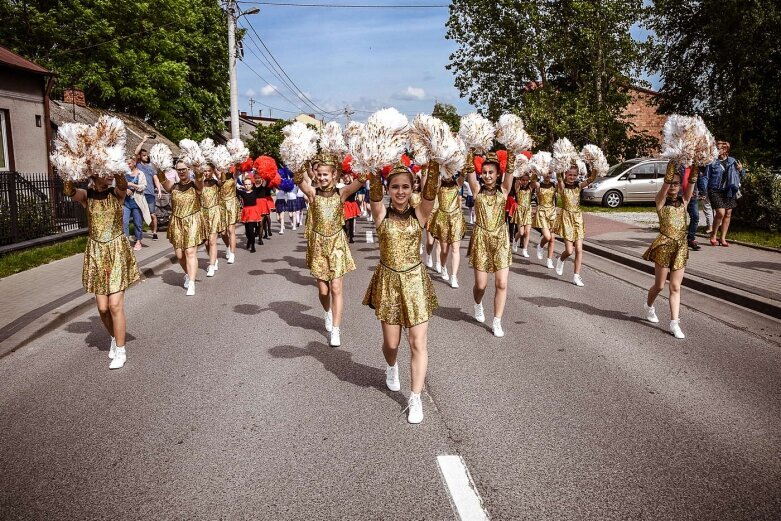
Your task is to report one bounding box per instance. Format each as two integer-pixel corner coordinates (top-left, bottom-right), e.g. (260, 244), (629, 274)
(65, 315), (137, 351)
(269, 341), (407, 408)
(520, 296), (651, 325)
(234, 304), (263, 315)
(723, 260), (781, 274)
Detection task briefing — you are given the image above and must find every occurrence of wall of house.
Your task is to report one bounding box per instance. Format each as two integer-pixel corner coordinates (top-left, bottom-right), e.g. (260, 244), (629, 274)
(624, 89), (666, 150)
(0, 67), (49, 173)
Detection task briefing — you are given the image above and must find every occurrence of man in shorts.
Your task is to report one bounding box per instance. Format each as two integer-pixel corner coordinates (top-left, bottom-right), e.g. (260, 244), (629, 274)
(135, 135), (162, 240)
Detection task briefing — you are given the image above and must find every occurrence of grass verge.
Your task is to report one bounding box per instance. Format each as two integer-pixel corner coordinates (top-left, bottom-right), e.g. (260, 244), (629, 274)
(0, 236), (87, 278)
(705, 224), (781, 250)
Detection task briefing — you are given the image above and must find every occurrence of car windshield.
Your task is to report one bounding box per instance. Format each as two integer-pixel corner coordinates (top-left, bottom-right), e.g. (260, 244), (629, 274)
(607, 161), (639, 177)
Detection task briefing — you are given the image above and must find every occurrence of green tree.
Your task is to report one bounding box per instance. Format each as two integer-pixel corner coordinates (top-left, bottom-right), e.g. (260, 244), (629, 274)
(432, 102), (461, 132)
(446, 0), (656, 161)
(645, 0), (781, 166)
(247, 120), (289, 162)
(0, 0), (234, 142)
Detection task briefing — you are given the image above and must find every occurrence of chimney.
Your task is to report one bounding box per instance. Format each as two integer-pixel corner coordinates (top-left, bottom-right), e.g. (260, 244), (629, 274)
(63, 89), (87, 107)
(240, 111), (247, 117)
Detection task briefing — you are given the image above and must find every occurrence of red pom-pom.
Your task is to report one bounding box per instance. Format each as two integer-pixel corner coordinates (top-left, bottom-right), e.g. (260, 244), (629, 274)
(254, 156), (278, 181)
(341, 154), (353, 175)
(521, 150), (533, 160)
(497, 150), (508, 173)
(411, 164), (422, 173)
(473, 155), (485, 174)
(381, 165), (392, 176)
(269, 173), (282, 189)
(239, 158), (254, 172)
(401, 154), (411, 167)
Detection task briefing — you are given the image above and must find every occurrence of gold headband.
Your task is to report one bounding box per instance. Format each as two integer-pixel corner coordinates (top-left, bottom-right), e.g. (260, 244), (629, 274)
(315, 152), (339, 168)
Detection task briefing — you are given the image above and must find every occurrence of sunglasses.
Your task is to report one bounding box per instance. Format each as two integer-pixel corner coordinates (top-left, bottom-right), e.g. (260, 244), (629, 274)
(176, 168), (188, 172)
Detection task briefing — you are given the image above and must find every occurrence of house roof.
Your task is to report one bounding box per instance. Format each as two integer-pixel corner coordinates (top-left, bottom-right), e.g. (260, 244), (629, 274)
(0, 45), (52, 76)
(49, 100), (180, 155)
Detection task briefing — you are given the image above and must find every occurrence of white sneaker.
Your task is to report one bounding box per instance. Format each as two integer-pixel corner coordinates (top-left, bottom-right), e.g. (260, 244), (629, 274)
(279, 227), (284, 235)
(226, 251), (235, 264)
(183, 273), (190, 288)
(512, 241), (519, 253)
(573, 274), (584, 287)
(450, 275), (459, 289)
(186, 281), (195, 296)
(425, 254), (433, 268)
(109, 347), (126, 369)
(109, 337), (116, 359)
(546, 258), (554, 269)
(329, 326), (341, 347)
(555, 257), (565, 276)
(385, 364), (400, 392)
(474, 302), (485, 323)
(521, 248), (529, 258)
(435, 261), (442, 274)
(407, 393), (423, 424)
(536, 243), (544, 260)
(441, 266), (449, 281)
(492, 317), (504, 337)
(644, 303), (659, 323)
(206, 265), (216, 277)
(670, 320), (685, 339)
(324, 310), (333, 332)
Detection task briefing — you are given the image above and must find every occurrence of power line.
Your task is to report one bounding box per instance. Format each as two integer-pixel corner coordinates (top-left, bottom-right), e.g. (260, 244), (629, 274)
(237, 1), (448, 7)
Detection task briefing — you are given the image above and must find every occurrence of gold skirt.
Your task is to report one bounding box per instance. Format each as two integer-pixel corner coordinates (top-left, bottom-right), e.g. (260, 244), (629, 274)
(168, 211), (206, 249)
(306, 230), (356, 281)
(533, 205), (557, 229)
(643, 234), (688, 271)
(363, 262), (437, 327)
(468, 225), (512, 273)
(82, 235), (140, 295)
(512, 205), (532, 226)
(554, 209), (585, 242)
(429, 208), (466, 244)
(221, 197), (241, 227)
(202, 204), (225, 235)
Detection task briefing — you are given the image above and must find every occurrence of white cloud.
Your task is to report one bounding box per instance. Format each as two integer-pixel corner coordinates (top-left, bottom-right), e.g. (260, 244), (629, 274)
(260, 84), (278, 97)
(244, 88), (256, 97)
(393, 86), (426, 101)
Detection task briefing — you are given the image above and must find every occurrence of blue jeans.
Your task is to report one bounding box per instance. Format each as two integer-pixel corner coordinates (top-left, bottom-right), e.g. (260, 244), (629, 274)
(123, 205), (143, 242)
(687, 197), (699, 242)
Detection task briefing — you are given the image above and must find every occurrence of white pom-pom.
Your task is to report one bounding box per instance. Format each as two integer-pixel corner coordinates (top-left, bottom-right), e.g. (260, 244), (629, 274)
(226, 138), (250, 164)
(580, 144), (609, 177)
(89, 116), (129, 178)
(348, 108), (409, 173)
(512, 153), (530, 177)
(179, 138), (206, 171)
(660, 114), (717, 167)
(319, 121), (348, 157)
(199, 138), (216, 160)
(94, 116), (126, 149)
(551, 138), (581, 174)
(367, 107), (409, 135)
(496, 114), (534, 154)
(51, 123), (91, 181)
(458, 113), (495, 153)
(210, 145), (233, 173)
(149, 143), (173, 173)
(526, 151), (552, 178)
(279, 122), (318, 172)
(409, 114), (465, 177)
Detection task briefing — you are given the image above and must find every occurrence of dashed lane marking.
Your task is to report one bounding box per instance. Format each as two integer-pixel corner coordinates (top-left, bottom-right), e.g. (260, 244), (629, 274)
(437, 455), (490, 521)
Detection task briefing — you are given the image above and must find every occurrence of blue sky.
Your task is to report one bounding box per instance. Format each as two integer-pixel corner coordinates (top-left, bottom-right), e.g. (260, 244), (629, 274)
(235, 1), (659, 123)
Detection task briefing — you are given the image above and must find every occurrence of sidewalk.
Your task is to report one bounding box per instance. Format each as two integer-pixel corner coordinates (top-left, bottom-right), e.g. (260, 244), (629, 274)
(0, 233), (175, 357)
(582, 213), (781, 317)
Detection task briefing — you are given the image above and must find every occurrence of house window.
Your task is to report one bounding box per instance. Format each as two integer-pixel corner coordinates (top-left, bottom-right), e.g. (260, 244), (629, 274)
(0, 111), (9, 171)
(36, 115), (42, 127)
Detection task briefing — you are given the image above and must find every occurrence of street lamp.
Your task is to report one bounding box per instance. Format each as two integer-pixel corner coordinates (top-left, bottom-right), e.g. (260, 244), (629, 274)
(228, 2), (260, 140)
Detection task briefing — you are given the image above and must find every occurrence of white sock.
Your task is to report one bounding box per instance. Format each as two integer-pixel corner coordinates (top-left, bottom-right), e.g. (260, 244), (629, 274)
(116, 346), (126, 354)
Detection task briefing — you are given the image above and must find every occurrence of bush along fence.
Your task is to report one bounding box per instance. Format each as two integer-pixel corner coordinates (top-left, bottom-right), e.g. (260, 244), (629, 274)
(732, 166), (781, 232)
(0, 171), (87, 249)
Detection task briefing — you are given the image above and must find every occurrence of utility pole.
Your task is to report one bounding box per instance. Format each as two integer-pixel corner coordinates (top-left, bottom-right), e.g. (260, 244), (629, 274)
(343, 107), (354, 122)
(249, 98), (256, 117)
(226, 1), (259, 139)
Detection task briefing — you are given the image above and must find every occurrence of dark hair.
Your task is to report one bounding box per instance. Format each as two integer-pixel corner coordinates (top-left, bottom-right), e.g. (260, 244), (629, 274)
(387, 170), (414, 185)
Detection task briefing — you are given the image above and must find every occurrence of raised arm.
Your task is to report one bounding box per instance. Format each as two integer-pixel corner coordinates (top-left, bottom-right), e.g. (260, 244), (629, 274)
(368, 171), (387, 225)
(63, 180), (88, 208)
(501, 151), (515, 194)
(416, 163), (439, 228)
(465, 151), (480, 197)
(579, 166), (598, 190)
(340, 173), (369, 202)
(682, 166), (699, 206)
(156, 171), (174, 193)
(294, 163), (316, 202)
(134, 135), (150, 156)
(655, 161), (676, 211)
(113, 173), (129, 203)
(193, 169), (204, 192)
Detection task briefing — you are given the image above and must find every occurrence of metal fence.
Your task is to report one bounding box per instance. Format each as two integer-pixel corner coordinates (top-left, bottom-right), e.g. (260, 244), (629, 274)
(0, 171), (87, 247)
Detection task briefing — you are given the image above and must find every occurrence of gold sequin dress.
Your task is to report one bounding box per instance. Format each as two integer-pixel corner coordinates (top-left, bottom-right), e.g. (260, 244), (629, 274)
(363, 207), (437, 326)
(82, 189), (140, 295)
(533, 184), (557, 229)
(642, 201), (689, 270)
(220, 175), (241, 226)
(468, 189), (512, 273)
(410, 192), (422, 209)
(201, 181), (225, 235)
(512, 188), (533, 226)
(428, 182), (466, 244)
(554, 185), (585, 241)
(168, 183), (206, 249)
(306, 189), (356, 281)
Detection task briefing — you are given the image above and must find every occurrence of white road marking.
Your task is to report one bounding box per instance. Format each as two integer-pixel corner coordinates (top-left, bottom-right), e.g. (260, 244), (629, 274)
(437, 455), (490, 521)
(366, 230), (374, 243)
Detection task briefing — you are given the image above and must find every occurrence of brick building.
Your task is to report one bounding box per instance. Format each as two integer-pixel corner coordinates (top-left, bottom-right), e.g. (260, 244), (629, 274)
(623, 85), (666, 149)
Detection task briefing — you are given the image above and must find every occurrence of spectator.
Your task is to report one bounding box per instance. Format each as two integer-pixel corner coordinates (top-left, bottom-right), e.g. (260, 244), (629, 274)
(135, 135), (162, 240)
(705, 140), (745, 247)
(123, 158), (149, 251)
(685, 165), (708, 251)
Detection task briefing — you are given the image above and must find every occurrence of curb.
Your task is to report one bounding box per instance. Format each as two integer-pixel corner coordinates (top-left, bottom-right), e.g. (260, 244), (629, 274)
(0, 249), (176, 359)
(694, 232), (781, 253)
(581, 239), (781, 319)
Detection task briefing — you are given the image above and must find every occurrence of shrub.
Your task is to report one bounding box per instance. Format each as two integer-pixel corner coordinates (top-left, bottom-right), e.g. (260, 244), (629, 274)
(733, 165), (781, 232)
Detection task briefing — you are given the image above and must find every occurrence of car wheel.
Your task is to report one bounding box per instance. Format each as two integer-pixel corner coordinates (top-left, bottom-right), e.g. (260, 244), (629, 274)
(603, 190), (623, 208)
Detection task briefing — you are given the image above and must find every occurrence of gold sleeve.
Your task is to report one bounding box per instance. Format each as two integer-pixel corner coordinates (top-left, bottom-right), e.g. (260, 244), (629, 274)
(506, 151), (516, 178)
(293, 167), (305, 185)
(688, 166), (699, 184)
(156, 171), (167, 184)
(114, 174), (128, 191)
(369, 172), (384, 202)
(421, 165), (440, 201)
(357, 172), (369, 184)
(194, 169), (204, 182)
(464, 151), (475, 175)
(664, 161), (676, 184)
(63, 181), (76, 197)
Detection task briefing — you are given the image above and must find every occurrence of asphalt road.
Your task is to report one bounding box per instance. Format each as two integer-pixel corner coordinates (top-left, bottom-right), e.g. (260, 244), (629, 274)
(1, 216), (780, 520)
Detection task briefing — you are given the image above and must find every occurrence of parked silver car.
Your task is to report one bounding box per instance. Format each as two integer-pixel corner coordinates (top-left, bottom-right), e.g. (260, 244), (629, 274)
(581, 158), (668, 208)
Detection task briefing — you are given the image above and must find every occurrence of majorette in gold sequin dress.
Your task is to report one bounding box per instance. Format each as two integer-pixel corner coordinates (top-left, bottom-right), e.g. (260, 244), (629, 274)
(642, 201), (689, 270)
(410, 192), (422, 209)
(305, 189), (356, 281)
(219, 174), (241, 227)
(428, 181), (465, 244)
(363, 207), (437, 327)
(168, 183), (207, 249)
(533, 183), (557, 229)
(468, 189), (512, 273)
(512, 187), (533, 226)
(201, 181), (225, 235)
(553, 185), (585, 241)
(82, 189), (140, 295)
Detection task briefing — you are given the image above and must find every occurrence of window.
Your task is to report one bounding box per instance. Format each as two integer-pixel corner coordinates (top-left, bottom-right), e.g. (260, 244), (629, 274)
(0, 110), (9, 171)
(629, 162), (657, 180)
